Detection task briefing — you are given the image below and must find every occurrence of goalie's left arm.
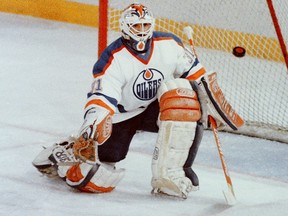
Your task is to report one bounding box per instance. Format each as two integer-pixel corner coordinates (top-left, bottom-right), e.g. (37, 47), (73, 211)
(196, 71), (245, 130)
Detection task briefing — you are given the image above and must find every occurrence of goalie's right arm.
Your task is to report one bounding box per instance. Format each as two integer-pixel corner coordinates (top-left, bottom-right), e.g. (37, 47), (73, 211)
(64, 105), (125, 193)
(32, 104), (125, 193)
(78, 104), (113, 147)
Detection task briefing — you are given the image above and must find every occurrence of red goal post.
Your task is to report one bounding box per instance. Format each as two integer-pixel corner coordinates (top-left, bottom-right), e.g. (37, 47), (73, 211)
(98, 0), (288, 143)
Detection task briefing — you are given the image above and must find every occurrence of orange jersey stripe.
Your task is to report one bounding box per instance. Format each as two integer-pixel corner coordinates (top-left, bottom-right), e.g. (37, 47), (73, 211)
(186, 67), (206, 81)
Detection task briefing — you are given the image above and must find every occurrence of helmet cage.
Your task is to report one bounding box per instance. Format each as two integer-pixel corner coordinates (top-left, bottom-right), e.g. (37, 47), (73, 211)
(120, 4), (155, 52)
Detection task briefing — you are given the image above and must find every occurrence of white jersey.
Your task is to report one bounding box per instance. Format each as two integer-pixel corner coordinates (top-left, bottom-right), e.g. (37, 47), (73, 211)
(85, 31), (205, 123)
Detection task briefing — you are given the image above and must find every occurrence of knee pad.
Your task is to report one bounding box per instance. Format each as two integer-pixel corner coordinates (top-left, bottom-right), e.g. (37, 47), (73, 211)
(158, 79), (201, 122)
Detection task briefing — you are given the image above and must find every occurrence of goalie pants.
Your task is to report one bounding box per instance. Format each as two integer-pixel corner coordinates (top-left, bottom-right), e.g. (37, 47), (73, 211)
(98, 99), (203, 171)
(98, 100), (160, 162)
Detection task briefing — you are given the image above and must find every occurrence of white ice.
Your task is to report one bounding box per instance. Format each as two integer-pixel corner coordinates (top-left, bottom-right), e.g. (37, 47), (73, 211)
(0, 13), (288, 216)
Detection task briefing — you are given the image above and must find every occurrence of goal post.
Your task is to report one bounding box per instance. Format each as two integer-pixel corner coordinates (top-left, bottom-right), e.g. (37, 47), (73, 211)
(98, 0), (288, 143)
(98, 0), (108, 58)
(267, 0), (288, 70)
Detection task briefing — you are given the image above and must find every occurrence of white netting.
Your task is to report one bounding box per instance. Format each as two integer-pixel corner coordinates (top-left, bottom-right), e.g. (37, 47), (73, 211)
(101, 0), (288, 142)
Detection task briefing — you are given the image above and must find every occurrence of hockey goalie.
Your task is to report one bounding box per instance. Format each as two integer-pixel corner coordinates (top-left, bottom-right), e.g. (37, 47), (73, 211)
(32, 3), (244, 198)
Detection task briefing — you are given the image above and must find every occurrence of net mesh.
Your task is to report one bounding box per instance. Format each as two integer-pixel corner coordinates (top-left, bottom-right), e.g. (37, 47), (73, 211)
(102, 0), (288, 142)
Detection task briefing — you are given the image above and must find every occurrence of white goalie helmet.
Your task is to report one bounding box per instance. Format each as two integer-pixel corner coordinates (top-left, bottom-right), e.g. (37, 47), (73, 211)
(119, 3), (155, 52)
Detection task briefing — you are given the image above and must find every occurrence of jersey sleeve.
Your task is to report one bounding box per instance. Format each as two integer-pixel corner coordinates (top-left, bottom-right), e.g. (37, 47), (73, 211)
(175, 44), (206, 81)
(84, 41), (125, 116)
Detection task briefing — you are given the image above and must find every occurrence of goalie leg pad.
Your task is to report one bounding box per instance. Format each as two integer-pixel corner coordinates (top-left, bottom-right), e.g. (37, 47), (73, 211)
(151, 78), (202, 199)
(159, 88), (201, 122)
(60, 134), (126, 193)
(66, 162), (125, 193)
(33, 136), (125, 192)
(183, 122), (204, 186)
(152, 120), (198, 198)
(158, 79), (201, 122)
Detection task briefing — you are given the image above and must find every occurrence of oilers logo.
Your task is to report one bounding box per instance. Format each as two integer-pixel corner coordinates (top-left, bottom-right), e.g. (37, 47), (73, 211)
(133, 68), (164, 100)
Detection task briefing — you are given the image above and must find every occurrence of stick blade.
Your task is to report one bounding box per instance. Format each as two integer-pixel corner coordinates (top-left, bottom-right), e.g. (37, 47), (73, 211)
(223, 190), (237, 206)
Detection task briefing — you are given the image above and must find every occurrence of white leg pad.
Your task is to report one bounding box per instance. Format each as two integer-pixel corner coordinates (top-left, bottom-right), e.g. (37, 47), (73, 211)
(151, 120), (197, 198)
(66, 162), (125, 192)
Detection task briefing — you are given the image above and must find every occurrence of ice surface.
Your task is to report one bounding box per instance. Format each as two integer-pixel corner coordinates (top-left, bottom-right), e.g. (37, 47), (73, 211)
(0, 13), (288, 216)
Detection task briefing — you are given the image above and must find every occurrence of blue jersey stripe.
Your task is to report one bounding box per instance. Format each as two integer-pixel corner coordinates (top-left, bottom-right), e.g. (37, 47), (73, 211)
(93, 38), (124, 77)
(87, 92), (118, 108)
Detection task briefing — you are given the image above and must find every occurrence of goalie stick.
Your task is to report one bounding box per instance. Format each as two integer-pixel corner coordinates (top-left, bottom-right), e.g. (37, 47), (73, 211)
(184, 26), (236, 205)
(209, 116), (236, 205)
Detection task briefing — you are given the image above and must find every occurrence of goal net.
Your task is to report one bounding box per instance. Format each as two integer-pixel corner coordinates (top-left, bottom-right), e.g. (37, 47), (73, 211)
(98, 0), (288, 143)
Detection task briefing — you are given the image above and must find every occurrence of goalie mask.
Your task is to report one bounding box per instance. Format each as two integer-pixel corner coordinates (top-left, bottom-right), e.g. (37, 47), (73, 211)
(120, 3), (155, 53)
